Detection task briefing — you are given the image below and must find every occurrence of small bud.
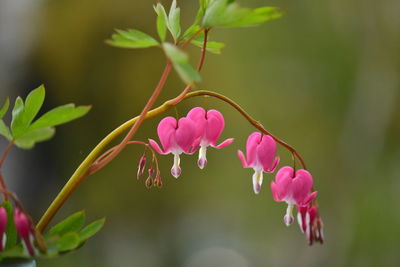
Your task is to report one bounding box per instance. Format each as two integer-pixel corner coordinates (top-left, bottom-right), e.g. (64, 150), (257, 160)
(148, 168), (155, 179)
(137, 154), (147, 179)
(0, 207), (7, 251)
(14, 209), (35, 256)
(145, 177), (153, 188)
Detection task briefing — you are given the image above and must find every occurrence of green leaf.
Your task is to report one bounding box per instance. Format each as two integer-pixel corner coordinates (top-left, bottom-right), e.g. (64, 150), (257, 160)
(163, 43), (201, 85)
(29, 104), (90, 131)
(163, 43), (188, 63)
(0, 98), (10, 119)
(14, 127), (55, 149)
(23, 85), (45, 128)
(203, 0), (282, 28)
(0, 245), (26, 261)
(48, 211), (86, 237)
(167, 0), (181, 42)
(54, 232), (81, 252)
(0, 202), (17, 249)
(0, 120), (12, 140)
(191, 34), (225, 54)
(106, 29), (159, 49)
(154, 3), (168, 42)
(182, 25), (201, 41)
(79, 218), (105, 242)
(10, 97), (25, 138)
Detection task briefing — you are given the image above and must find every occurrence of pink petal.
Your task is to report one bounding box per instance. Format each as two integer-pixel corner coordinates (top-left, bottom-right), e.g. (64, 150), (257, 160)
(212, 138), (234, 149)
(275, 166), (294, 183)
(291, 170), (313, 204)
(149, 139), (167, 155)
(245, 132), (262, 166)
(301, 191), (318, 206)
(204, 110), (225, 145)
(186, 107), (207, 139)
(237, 150), (249, 168)
(157, 117), (177, 152)
(265, 157), (280, 173)
(257, 135), (277, 172)
(175, 117), (196, 153)
(270, 182), (282, 201)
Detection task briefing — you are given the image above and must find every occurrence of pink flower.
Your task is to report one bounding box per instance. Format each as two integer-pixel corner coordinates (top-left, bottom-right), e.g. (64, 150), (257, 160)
(14, 209), (35, 256)
(186, 107), (234, 169)
(297, 205), (324, 245)
(149, 116), (197, 178)
(271, 166), (317, 226)
(237, 132), (280, 194)
(0, 207), (7, 251)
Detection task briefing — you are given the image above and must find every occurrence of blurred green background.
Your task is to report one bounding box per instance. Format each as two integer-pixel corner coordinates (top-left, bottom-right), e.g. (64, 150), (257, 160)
(1, 0), (400, 266)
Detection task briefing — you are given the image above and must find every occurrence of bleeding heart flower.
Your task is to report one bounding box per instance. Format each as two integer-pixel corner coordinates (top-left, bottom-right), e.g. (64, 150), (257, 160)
(0, 207), (7, 251)
(186, 107), (234, 169)
(297, 205), (324, 245)
(237, 132), (280, 194)
(149, 116), (197, 178)
(271, 166), (317, 226)
(14, 209), (35, 256)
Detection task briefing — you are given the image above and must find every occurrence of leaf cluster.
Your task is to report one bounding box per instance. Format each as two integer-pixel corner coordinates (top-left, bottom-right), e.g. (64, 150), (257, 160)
(0, 85), (90, 149)
(0, 208), (105, 261)
(106, 0), (283, 85)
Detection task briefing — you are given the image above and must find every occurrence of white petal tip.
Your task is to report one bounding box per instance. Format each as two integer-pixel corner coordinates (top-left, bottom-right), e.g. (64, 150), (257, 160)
(284, 215), (294, 226)
(198, 158), (207, 169)
(171, 167), (182, 178)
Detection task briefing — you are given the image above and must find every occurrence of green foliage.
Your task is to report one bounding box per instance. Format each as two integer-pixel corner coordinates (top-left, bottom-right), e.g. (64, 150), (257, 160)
(47, 211), (86, 237)
(202, 0), (282, 28)
(167, 0), (181, 42)
(0, 98), (9, 119)
(106, 29), (159, 49)
(154, 3), (168, 42)
(0, 210), (105, 261)
(0, 202), (17, 250)
(163, 43), (201, 85)
(0, 85), (90, 149)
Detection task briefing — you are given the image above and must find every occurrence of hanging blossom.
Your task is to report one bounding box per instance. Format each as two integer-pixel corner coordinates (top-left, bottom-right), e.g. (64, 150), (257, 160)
(14, 209), (36, 256)
(237, 132), (280, 194)
(0, 207), (7, 251)
(186, 107), (234, 169)
(271, 166), (317, 226)
(297, 205), (324, 245)
(149, 116), (197, 178)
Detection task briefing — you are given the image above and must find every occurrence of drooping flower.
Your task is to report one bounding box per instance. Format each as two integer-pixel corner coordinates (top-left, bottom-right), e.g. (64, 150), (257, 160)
(297, 205), (324, 245)
(271, 166), (317, 226)
(14, 209), (35, 256)
(237, 132), (280, 194)
(186, 107), (234, 169)
(137, 154), (147, 179)
(149, 116), (197, 178)
(0, 207), (7, 251)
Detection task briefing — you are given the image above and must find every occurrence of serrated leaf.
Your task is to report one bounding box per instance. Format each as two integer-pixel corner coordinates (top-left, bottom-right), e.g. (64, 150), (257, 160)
(168, 0), (181, 42)
(10, 97), (25, 138)
(79, 218), (105, 242)
(48, 211), (86, 237)
(14, 127), (55, 149)
(23, 85), (45, 129)
(106, 29), (159, 49)
(154, 4), (168, 42)
(0, 98), (10, 119)
(0, 202), (17, 249)
(29, 104), (90, 131)
(54, 232), (80, 252)
(203, 0), (282, 28)
(0, 120), (12, 140)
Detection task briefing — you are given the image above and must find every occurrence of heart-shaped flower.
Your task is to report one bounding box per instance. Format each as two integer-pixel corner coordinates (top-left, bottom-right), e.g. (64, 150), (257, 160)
(149, 116), (197, 178)
(186, 107), (233, 169)
(237, 132), (280, 194)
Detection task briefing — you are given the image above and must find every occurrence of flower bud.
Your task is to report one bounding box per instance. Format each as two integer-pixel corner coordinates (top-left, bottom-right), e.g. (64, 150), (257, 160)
(137, 154), (147, 179)
(14, 209), (35, 256)
(0, 207), (7, 251)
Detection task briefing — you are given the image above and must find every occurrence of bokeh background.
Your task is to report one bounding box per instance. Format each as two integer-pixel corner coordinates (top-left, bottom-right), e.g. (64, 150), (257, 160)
(1, 0), (400, 266)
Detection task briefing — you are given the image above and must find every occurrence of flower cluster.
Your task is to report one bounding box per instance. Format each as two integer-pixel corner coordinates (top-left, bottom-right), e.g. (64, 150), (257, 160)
(149, 107), (234, 178)
(0, 207), (38, 256)
(148, 107), (323, 244)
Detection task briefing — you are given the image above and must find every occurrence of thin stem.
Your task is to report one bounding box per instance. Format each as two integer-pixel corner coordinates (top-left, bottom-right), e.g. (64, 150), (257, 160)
(0, 142), (13, 168)
(0, 172), (8, 201)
